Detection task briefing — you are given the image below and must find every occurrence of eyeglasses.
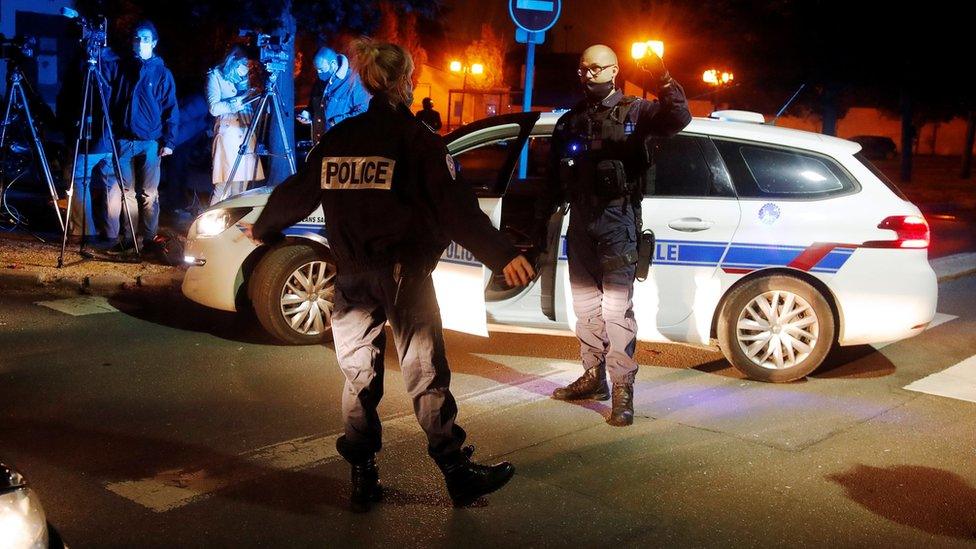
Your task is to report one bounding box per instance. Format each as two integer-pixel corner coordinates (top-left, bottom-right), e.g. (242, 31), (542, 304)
(577, 63), (617, 77)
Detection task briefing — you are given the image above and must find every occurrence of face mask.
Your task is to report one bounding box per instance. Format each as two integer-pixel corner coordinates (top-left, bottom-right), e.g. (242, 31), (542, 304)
(584, 80), (614, 102)
(137, 43), (153, 60)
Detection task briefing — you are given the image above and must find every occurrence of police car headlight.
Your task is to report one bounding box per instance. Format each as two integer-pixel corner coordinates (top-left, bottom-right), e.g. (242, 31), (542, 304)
(194, 207), (252, 238)
(0, 464), (49, 548)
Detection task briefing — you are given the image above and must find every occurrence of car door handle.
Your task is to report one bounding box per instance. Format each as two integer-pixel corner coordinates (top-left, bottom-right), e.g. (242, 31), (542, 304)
(667, 217), (714, 232)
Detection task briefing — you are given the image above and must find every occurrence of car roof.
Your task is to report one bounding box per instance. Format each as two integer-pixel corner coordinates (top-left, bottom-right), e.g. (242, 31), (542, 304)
(533, 111), (862, 156)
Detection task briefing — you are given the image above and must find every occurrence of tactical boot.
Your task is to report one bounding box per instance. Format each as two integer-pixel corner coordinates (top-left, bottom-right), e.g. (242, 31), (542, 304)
(349, 457), (383, 513)
(552, 366), (610, 401)
(607, 383), (634, 427)
(436, 446), (515, 507)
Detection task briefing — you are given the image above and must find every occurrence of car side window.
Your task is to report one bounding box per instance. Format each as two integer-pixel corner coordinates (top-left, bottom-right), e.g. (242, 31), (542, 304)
(713, 139), (859, 199)
(453, 138), (519, 194)
(645, 135), (727, 198)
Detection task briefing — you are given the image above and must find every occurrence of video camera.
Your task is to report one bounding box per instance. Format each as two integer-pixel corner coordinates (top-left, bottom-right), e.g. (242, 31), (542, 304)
(59, 8), (108, 60)
(0, 35), (37, 62)
(239, 29), (291, 74)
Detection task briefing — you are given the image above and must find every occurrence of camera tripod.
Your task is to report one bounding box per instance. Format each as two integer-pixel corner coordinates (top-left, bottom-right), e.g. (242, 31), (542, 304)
(0, 64), (63, 236)
(58, 54), (139, 267)
(215, 70), (296, 202)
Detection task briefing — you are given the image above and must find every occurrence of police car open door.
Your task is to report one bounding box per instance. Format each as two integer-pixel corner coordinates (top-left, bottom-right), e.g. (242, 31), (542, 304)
(433, 112), (540, 336)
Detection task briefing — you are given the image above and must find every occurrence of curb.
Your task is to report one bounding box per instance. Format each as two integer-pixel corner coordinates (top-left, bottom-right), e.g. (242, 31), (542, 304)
(931, 252), (976, 282)
(0, 270), (43, 289)
(1, 269), (184, 297)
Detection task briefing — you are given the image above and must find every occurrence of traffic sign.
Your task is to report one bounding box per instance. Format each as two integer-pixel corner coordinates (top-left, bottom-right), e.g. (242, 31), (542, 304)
(509, 0), (561, 33)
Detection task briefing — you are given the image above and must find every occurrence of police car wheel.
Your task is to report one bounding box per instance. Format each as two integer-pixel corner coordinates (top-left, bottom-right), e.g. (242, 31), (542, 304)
(717, 275), (835, 383)
(250, 244), (336, 345)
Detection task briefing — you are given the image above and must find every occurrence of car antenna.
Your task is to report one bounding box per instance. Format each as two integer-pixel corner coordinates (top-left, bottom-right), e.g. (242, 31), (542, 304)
(770, 84), (806, 126)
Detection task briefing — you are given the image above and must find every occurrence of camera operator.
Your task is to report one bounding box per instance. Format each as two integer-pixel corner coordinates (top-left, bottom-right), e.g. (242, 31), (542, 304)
(102, 19), (179, 256)
(207, 45), (263, 204)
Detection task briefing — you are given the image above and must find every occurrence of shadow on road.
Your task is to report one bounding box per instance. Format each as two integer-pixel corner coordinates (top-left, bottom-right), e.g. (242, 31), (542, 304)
(107, 290), (298, 347)
(829, 464), (976, 539)
(0, 416), (459, 516)
(813, 345), (897, 379)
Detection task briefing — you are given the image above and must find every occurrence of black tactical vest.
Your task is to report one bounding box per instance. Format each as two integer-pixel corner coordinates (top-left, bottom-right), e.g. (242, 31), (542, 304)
(561, 96), (652, 203)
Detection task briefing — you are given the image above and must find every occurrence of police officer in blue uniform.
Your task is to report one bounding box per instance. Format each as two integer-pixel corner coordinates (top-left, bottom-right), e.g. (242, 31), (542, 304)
(537, 44), (692, 426)
(245, 39), (534, 512)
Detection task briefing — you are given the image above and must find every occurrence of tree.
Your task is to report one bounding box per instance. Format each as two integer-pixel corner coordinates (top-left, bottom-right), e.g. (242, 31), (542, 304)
(374, 2), (429, 88)
(463, 24), (507, 91)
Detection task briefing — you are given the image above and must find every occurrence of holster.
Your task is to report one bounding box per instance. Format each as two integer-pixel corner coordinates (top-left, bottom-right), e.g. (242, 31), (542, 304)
(636, 230), (655, 281)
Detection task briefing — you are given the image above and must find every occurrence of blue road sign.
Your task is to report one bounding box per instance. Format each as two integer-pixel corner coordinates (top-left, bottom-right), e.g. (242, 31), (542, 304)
(509, 0), (561, 33)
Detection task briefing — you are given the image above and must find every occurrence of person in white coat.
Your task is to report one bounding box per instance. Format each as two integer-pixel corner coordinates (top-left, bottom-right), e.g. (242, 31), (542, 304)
(206, 47), (264, 204)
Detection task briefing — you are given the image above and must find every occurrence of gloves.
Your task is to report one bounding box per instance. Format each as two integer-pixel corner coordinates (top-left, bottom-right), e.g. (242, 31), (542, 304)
(637, 52), (672, 89)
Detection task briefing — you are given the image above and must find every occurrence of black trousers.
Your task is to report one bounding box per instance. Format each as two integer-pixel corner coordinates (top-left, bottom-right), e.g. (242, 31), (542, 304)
(566, 200), (639, 384)
(331, 266), (466, 462)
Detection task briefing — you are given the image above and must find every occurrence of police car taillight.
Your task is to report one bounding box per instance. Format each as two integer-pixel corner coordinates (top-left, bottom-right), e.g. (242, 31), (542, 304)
(874, 215), (930, 248)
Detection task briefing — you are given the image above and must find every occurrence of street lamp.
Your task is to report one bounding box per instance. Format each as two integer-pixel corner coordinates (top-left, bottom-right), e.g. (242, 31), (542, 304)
(703, 69), (735, 111)
(631, 40), (664, 61)
(449, 60), (486, 128)
(631, 40), (665, 99)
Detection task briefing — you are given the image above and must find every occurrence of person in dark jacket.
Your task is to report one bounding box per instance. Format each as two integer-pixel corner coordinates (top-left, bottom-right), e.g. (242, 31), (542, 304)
(297, 47), (371, 141)
(536, 44), (691, 426)
(245, 38), (534, 512)
(415, 97), (442, 132)
(102, 20), (179, 254)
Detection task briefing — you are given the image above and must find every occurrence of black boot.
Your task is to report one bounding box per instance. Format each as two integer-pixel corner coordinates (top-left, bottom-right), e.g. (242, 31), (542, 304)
(552, 366), (610, 401)
(350, 457), (383, 513)
(436, 446), (515, 507)
(607, 383), (634, 427)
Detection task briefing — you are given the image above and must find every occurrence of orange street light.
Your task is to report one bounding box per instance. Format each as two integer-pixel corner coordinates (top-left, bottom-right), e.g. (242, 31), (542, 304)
(703, 69), (734, 85)
(449, 60), (463, 73)
(470, 63), (484, 75)
(631, 40), (664, 60)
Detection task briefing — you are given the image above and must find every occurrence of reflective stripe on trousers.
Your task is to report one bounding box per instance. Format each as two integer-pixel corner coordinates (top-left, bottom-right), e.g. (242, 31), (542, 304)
(567, 201), (639, 384)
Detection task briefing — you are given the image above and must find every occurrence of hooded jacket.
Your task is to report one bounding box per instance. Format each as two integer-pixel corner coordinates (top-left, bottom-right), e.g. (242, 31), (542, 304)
(105, 55), (180, 150)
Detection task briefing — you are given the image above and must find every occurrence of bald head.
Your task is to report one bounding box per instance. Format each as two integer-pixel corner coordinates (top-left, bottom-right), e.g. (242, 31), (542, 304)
(581, 45), (617, 67)
(315, 47), (339, 81)
(579, 44), (618, 86)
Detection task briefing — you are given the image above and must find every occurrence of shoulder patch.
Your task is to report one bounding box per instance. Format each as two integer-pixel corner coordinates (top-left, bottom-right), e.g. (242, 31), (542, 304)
(321, 156), (395, 190)
(446, 153), (456, 180)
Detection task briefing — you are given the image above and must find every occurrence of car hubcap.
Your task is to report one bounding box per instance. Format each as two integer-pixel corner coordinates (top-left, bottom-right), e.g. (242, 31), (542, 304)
(280, 261), (336, 336)
(736, 290), (819, 370)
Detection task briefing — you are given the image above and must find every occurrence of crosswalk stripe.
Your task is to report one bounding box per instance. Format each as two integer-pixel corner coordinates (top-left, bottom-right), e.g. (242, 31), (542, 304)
(104, 360), (577, 512)
(35, 296), (120, 316)
(904, 354), (976, 404)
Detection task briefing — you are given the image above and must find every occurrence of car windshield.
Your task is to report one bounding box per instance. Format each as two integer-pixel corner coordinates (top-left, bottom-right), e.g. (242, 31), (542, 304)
(854, 152), (907, 200)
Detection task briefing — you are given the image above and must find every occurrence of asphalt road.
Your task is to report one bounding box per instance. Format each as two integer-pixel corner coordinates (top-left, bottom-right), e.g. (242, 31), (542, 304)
(1, 276), (976, 548)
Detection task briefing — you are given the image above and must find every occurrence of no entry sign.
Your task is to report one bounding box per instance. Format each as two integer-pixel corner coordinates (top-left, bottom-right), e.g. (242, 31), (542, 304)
(509, 0), (561, 33)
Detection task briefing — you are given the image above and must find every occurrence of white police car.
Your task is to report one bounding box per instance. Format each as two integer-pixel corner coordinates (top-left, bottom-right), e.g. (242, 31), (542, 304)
(182, 110), (937, 382)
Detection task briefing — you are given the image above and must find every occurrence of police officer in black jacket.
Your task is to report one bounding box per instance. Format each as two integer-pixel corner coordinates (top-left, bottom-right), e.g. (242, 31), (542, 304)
(245, 38), (534, 512)
(536, 44), (691, 426)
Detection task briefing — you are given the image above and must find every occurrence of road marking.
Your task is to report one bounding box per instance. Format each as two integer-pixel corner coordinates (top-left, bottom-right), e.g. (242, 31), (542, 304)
(104, 358), (577, 512)
(904, 354), (976, 404)
(871, 312), (958, 350)
(35, 296), (119, 316)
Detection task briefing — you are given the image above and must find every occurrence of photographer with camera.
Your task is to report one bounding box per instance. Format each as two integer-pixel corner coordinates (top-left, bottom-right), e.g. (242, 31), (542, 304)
(297, 47), (370, 141)
(102, 19), (179, 257)
(207, 45), (263, 204)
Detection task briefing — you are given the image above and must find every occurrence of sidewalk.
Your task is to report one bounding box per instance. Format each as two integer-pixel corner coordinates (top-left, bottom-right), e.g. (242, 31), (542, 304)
(0, 232), (183, 295)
